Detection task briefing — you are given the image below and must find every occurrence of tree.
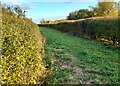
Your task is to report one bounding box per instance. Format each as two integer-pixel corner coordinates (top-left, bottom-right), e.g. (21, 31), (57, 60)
(67, 0), (118, 20)
(77, 9), (93, 19)
(90, 0), (118, 16)
(67, 11), (78, 20)
(119, 1), (120, 16)
(67, 9), (93, 20)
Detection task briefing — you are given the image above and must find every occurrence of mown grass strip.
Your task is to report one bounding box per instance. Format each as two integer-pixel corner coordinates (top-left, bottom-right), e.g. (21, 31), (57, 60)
(40, 27), (119, 84)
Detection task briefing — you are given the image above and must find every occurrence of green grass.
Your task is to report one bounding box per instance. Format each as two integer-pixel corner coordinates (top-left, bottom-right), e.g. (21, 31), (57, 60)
(39, 27), (119, 84)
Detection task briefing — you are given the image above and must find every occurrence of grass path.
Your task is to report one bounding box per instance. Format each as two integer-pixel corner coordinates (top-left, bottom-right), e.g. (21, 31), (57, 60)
(39, 27), (119, 84)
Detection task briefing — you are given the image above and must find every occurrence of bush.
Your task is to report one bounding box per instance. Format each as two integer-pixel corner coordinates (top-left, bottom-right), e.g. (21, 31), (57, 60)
(39, 17), (119, 47)
(2, 6), (46, 84)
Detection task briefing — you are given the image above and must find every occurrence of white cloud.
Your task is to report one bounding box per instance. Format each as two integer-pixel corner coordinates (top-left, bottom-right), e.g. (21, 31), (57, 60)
(1, 0), (34, 10)
(2, 0), (119, 2)
(2, 0), (21, 3)
(98, 0), (118, 2)
(3, 0), (27, 2)
(16, 2), (34, 10)
(68, 0), (97, 2)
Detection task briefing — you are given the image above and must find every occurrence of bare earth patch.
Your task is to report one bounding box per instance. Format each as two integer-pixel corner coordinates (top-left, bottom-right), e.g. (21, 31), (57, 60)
(55, 53), (87, 84)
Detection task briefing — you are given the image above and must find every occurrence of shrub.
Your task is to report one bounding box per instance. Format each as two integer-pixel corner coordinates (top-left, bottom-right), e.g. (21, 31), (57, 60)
(2, 6), (46, 84)
(39, 17), (119, 47)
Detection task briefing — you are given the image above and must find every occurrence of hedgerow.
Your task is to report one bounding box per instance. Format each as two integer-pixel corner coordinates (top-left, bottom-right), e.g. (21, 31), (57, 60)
(39, 17), (119, 47)
(2, 6), (46, 84)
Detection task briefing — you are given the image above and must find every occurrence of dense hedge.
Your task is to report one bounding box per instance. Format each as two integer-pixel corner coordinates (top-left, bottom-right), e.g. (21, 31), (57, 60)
(39, 17), (119, 47)
(2, 7), (46, 84)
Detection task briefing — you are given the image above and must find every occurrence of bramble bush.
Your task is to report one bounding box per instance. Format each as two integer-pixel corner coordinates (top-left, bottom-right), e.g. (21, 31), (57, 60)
(2, 6), (46, 84)
(39, 17), (119, 47)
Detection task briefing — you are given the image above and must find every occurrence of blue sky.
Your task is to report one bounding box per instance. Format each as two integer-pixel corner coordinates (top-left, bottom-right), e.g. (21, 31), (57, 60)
(25, 2), (98, 23)
(2, 0), (119, 23)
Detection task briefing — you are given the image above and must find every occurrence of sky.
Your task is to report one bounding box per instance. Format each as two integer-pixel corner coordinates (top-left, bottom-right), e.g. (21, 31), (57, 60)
(2, 0), (120, 23)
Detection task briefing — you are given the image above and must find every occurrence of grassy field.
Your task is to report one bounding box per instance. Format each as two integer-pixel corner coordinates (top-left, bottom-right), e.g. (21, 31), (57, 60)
(39, 27), (119, 84)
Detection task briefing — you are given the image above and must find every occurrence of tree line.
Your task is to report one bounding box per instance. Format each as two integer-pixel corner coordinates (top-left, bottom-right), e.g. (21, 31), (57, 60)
(67, 1), (118, 20)
(40, 1), (118, 24)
